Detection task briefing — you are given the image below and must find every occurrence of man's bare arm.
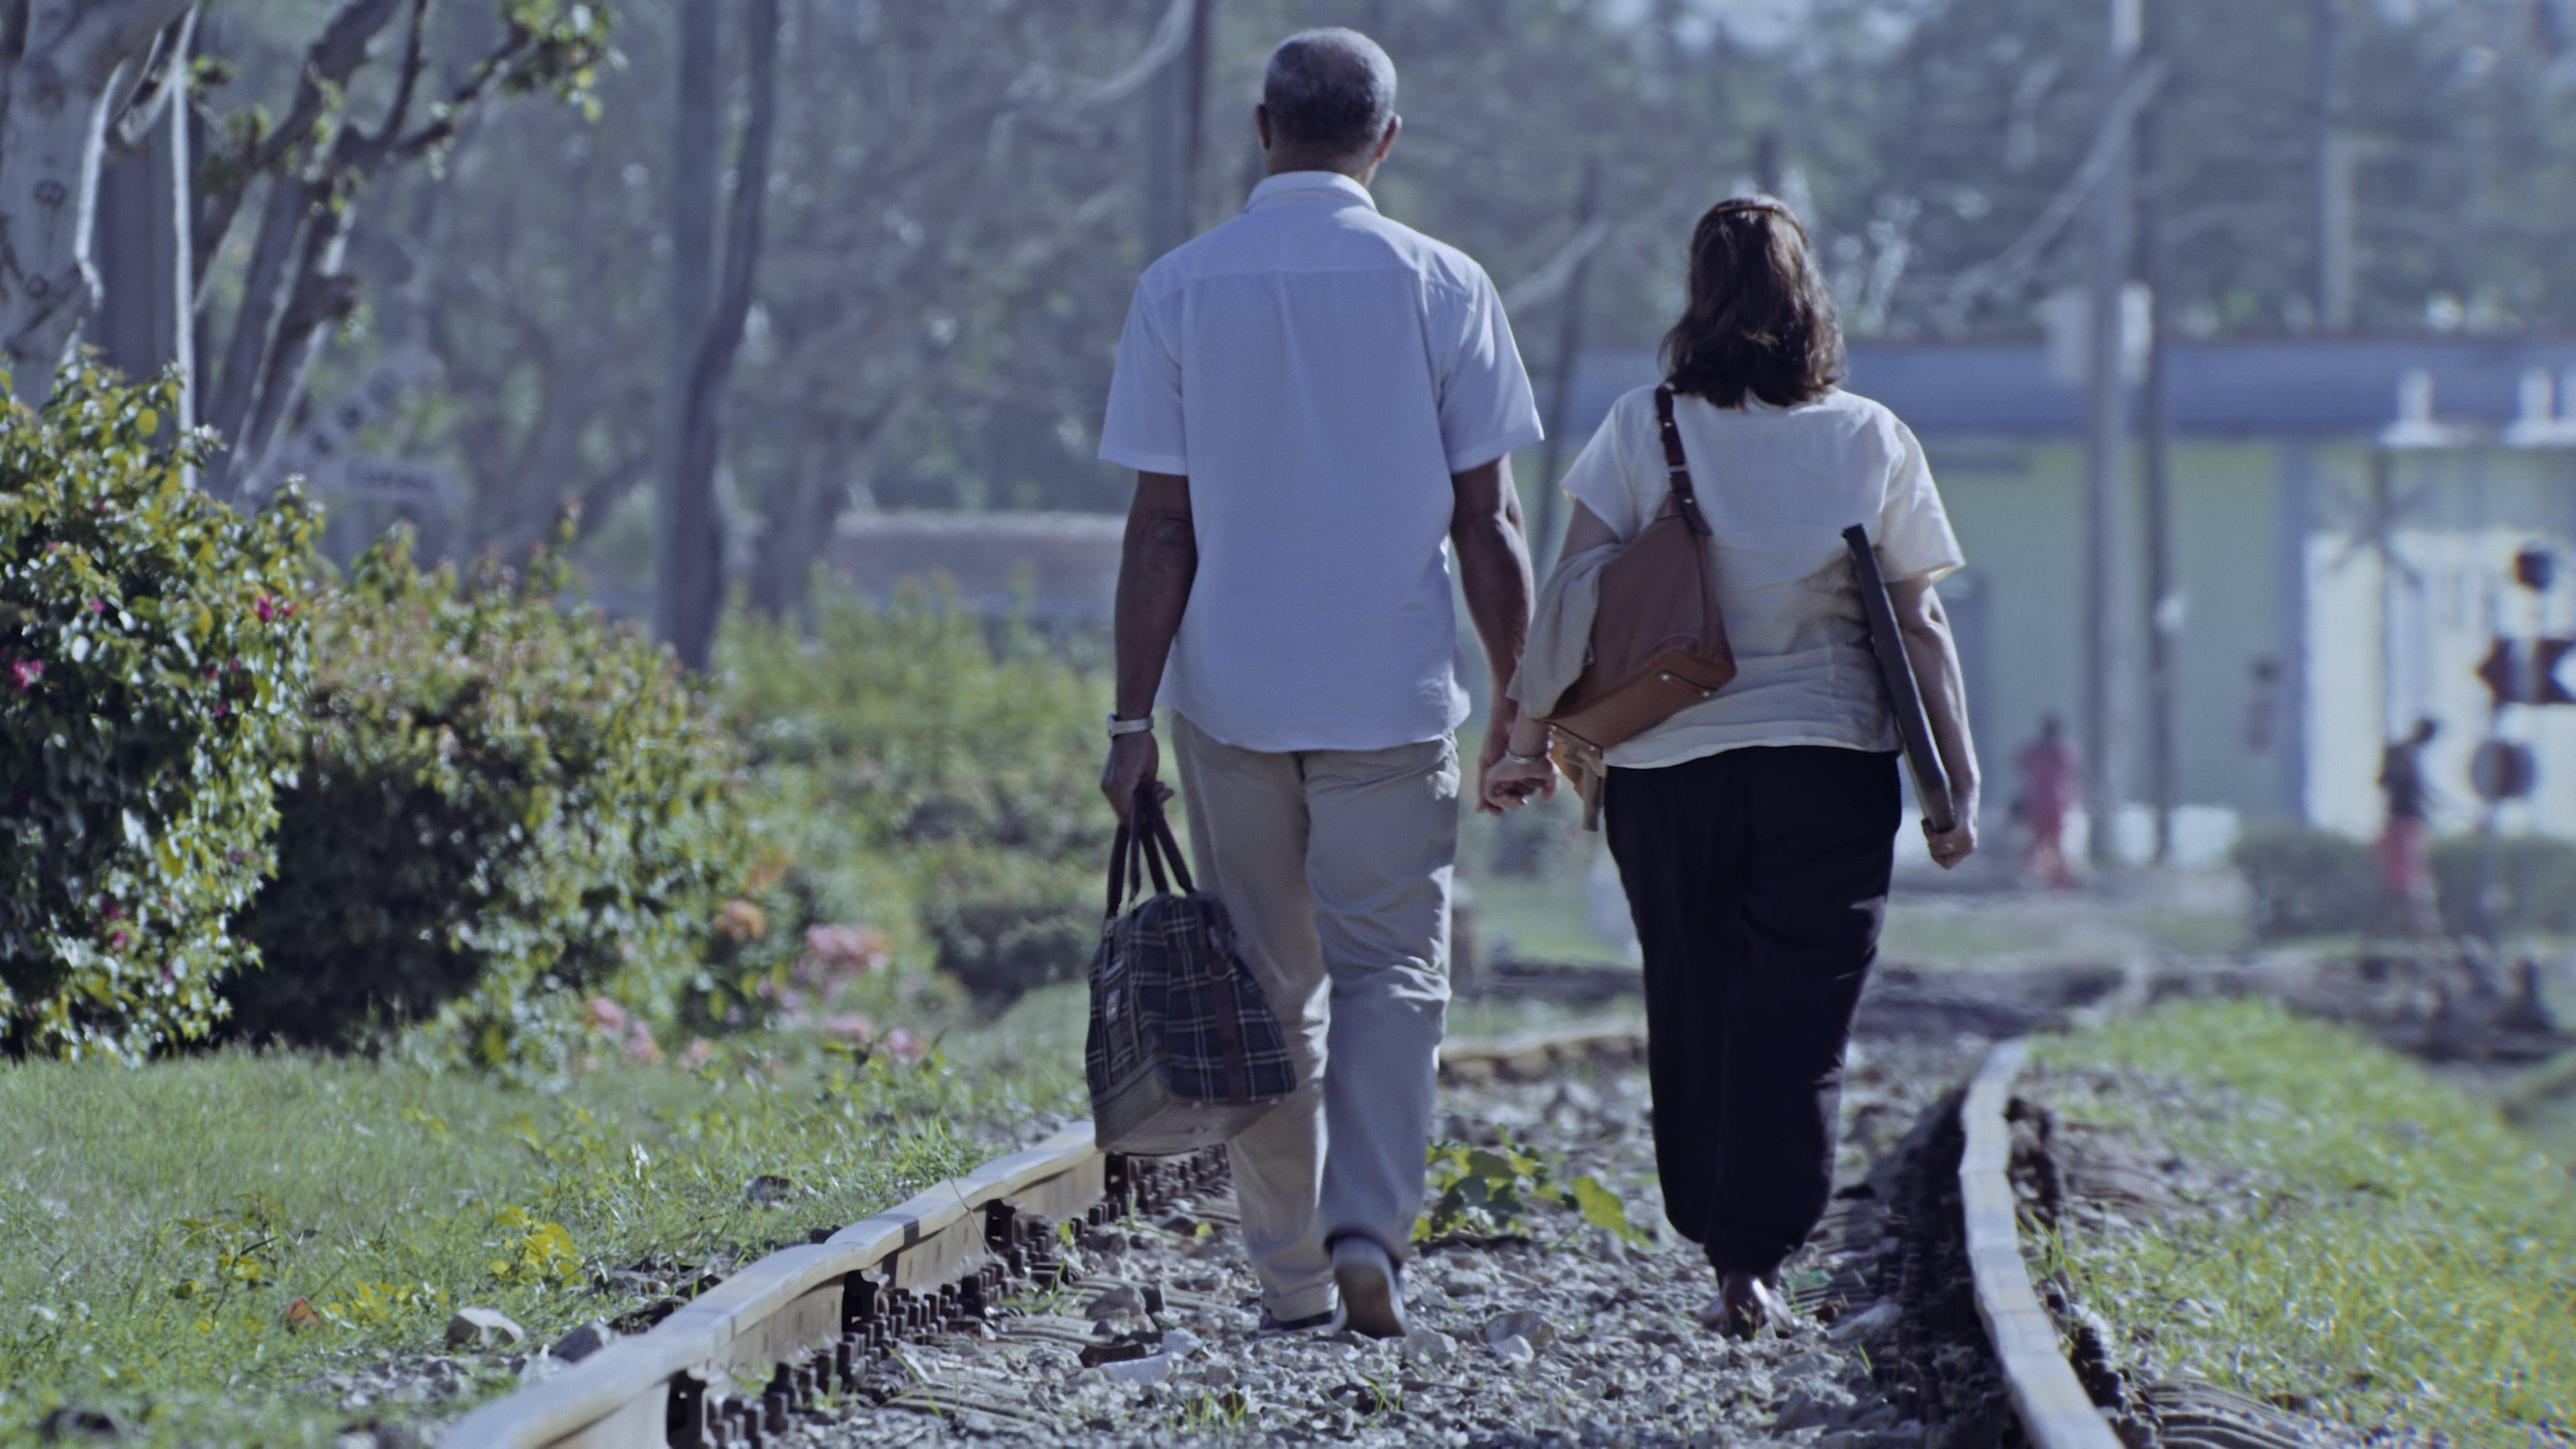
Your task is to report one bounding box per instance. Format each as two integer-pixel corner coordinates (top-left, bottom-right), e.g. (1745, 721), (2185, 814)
(1451, 456), (1536, 810)
(1102, 472), (1195, 820)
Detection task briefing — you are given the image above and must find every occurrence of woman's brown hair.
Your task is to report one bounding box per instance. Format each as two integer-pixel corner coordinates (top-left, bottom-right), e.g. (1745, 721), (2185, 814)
(1659, 197), (1845, 409)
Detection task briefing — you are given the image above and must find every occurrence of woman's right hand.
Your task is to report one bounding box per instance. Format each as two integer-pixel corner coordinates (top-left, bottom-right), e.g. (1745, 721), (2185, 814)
(1926, 810), (1978, 870)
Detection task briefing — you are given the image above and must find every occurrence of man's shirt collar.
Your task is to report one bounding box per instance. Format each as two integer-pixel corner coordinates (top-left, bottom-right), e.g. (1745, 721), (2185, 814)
(1245, 171), (1378, 213)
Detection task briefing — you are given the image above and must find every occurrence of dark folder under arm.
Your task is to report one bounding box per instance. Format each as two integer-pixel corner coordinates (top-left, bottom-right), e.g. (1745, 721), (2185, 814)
(1843, 525), (1958, 837)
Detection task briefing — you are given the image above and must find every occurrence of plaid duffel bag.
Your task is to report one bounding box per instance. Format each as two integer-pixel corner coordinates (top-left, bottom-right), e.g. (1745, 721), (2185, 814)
(1084, 787), (1295, 1156)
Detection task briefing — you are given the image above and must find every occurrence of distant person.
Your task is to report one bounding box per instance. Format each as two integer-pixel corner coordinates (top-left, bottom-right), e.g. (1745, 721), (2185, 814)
(2377, 718), (2442, 935)
(1097, 29), (1543, 1338)
(1489, 195), (1980, 1338)
(2014, 715), (2081, 890)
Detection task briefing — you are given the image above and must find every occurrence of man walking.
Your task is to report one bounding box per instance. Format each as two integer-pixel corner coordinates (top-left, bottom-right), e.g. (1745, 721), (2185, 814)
(1097, 28), (1543, 1338)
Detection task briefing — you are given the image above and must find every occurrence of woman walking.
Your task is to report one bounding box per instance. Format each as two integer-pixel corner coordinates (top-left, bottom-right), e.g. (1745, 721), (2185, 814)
(1487, 197), (1980, 1336)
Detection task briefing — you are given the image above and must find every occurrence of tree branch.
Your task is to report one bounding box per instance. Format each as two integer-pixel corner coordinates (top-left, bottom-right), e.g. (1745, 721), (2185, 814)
(105, 5), (195, 162)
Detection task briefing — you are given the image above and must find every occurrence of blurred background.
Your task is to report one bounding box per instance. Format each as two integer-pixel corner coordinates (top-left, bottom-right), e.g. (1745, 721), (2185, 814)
(100, 0), (2576, 863)
(54, 0), (2576, 1021)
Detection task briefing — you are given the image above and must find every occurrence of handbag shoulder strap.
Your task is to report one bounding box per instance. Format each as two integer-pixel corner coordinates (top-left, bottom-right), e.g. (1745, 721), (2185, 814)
(1653, 385), (1713, 537)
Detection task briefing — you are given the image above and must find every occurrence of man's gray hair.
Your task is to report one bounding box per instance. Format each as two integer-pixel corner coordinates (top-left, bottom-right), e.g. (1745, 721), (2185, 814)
(1263, 28), (1397, 164)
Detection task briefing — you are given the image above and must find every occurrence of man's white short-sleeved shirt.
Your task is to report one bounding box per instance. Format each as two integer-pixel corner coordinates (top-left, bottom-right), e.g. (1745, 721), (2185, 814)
(1099, 171), (1543, 754)
(1558, 384), (1966, 769)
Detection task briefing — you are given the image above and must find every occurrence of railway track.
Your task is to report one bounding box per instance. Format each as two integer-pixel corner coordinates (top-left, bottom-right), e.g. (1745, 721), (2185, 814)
(443, 968), (2134, 1449)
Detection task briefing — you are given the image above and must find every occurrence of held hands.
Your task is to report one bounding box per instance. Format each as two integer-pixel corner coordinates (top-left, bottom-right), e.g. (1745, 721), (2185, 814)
(1477, 714), (1558, 815)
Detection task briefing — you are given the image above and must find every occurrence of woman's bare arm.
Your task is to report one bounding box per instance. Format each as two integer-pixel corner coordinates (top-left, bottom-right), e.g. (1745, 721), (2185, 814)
(1502, 502), (1619, 760)
(1889, 574), (1981, 867)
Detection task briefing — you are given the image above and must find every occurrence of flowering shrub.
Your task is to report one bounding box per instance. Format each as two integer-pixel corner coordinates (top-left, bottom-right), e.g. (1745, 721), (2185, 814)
(224, 523), (749, 1067)
(0, 369), (315, 1059)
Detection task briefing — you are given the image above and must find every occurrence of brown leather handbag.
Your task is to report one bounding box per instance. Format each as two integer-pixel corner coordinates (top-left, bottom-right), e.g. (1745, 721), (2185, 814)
(1542, 385), (1736, 826)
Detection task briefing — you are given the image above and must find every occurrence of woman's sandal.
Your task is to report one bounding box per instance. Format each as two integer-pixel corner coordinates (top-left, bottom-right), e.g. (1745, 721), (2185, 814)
(1698, 1269), (1796, 1340)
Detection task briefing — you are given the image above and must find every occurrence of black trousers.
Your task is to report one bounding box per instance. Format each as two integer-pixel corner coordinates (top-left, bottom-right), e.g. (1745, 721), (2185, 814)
(1603, 746), (1899, 1278)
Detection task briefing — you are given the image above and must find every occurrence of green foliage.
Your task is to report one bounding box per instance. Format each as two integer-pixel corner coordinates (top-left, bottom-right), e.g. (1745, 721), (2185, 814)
(225, 525), (746, 1067)
(2231, 827), (2379, 942)
(2032, 1000), (2576, 1444)
(2236, 826), (2576, 941)
(2430, 834), (2576, 938)
(0, 368), (315, 1060)
(722, 596), (1112, 1004)
(1416, 1138), (1648, 1249)
(500, 0), (619, 119)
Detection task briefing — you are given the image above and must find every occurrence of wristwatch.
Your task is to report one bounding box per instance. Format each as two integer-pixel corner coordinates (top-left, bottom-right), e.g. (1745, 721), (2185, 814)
(1108, 714), (1155, 739)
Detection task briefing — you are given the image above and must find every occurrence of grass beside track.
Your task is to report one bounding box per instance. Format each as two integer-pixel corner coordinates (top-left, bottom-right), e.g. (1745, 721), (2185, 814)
(0, 1038), (1079, 1447)
(2033, 1000), (2576, 1444)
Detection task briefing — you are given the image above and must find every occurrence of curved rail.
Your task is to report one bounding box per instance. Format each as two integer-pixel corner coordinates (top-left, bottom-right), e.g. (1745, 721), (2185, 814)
(1957, 1038), (2123, 1449)
(439, 1025), (1649, 1448)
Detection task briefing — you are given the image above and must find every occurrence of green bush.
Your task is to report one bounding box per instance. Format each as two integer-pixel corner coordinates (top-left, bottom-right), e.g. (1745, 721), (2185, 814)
(722, 596), (1112, 1004)
(0, 369), (315, 1060)
(2233, 826), (2378, 942)
(2430, 833), (2576, 937)
(914, 841), (1102, 1002)
(225, 527), (748, 1067)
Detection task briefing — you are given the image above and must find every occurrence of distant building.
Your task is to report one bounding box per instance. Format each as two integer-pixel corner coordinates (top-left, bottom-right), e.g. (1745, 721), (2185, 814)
(1567, 335), (2576, 845)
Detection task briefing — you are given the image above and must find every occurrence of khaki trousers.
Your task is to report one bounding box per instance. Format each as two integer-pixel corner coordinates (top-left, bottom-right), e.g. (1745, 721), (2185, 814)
(1171, 713), (1458, 1321)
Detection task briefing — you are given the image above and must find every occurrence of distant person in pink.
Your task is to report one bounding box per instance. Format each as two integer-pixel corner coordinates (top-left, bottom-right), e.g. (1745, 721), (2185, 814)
(2376, 718), (2440, 932)
(2014, 716), (2080, 889)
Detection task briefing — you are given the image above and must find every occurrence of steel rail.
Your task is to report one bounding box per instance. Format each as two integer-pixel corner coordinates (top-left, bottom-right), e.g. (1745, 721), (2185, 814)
(439, 1025), (1649, 1448)
(1957, 1038), (2124, 1449)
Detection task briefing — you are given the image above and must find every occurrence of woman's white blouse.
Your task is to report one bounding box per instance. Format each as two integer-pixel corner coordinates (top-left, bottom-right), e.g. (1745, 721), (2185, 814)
(1556, 384), (1965, 770)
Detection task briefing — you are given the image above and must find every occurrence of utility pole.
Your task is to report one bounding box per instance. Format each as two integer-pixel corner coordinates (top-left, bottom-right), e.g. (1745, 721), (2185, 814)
(2084, 0), (2143, 870)
(1142, 0), (1214, 261)
(1531, 156), (1603, 580)
(2139, 2), (2176, 865)
(2313, 0), (2357, 331)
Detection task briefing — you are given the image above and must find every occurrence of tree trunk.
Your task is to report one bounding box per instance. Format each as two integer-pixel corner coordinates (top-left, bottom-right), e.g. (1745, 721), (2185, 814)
(0, 0), (200, 407)
(89, 11), (195, 431)
(658, 0), (782, 672)
(1531, 156), (1601, 582)
(1139, 0), (1211, 260)
(2312, 0), (2357, 331)
(654, 0), (721, 666)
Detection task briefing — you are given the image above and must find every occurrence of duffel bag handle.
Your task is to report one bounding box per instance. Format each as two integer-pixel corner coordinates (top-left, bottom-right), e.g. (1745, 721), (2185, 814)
(1106, 784), (1196, 918)
(1135, 789), (1194, 896)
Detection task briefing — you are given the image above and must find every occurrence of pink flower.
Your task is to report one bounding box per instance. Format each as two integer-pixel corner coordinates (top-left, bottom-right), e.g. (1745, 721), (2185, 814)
(254, 595), (277, 623)
(679, 1037), (716, 1069)
(800, 924), (892, 978)
(107, 930), (127, 951)
(881, 1028), (927, 1063)
(622, 1025), (665, 1067)
(585, 996), (629, 1033)
(86, 598), (105, 615)
(823, 1013), (875, 1043)
(7, 659), (41, 692)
